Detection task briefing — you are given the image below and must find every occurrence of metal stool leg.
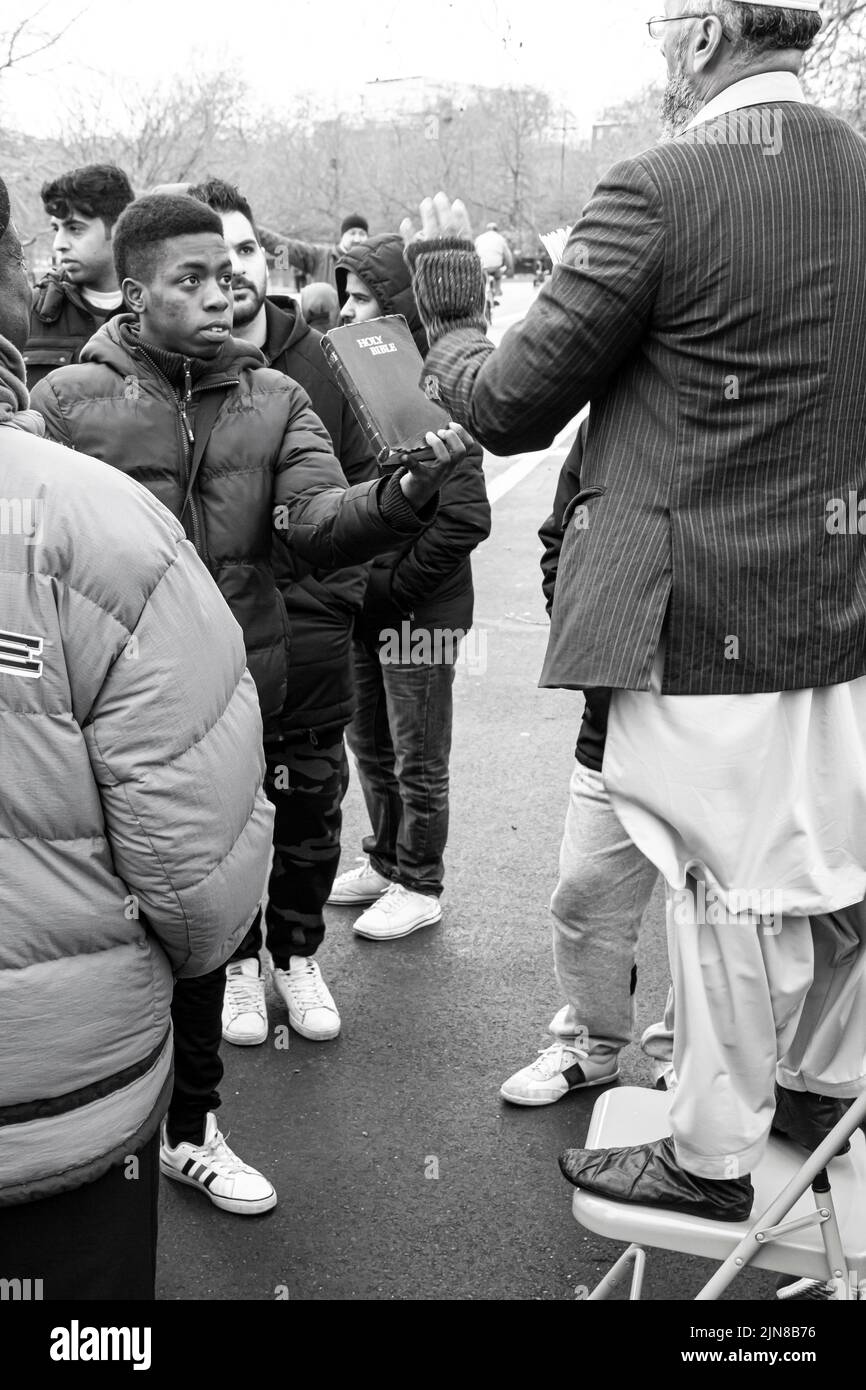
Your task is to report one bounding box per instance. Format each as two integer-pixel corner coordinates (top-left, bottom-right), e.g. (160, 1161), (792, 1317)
(588, 1244), (647, 1301)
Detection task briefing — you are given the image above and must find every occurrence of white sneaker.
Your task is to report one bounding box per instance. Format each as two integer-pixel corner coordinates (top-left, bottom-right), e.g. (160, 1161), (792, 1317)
(222, 958), (268, 1046)
(353, 883), (442, 940)
(327, 857), (392, 905)
(160, 1113), (277, 1215)
(499, 1042), (620, 1106)
(273, 956), (341, 1041)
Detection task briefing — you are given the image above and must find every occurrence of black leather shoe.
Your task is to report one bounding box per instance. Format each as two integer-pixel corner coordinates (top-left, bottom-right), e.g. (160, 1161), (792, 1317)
(558, 1135), (754, 1222)
(771, 1086), (851, 1155)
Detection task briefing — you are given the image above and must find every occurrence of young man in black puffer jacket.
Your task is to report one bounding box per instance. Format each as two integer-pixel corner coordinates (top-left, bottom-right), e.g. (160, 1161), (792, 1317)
(31, 194), (471, 1214)
(328, 233), (492, 941)
(191, 179), (379, 1046)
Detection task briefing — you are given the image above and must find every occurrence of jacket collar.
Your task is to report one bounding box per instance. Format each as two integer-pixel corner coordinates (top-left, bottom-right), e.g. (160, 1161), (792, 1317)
(134, 336), (214, 389)
(685, 72), (806, 131)
(81, 314), (262, 390)
(263, 295), (308, 365)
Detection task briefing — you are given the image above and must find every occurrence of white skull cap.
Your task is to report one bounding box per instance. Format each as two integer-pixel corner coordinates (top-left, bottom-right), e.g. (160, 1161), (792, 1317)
(729, 1), (821, 9)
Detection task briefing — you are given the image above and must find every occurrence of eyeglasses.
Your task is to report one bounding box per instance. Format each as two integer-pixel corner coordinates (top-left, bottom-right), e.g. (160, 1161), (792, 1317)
(646, 13), (729, 41)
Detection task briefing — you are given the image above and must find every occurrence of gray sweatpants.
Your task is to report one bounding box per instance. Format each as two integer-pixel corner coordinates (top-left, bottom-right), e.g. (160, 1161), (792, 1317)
(549, 762), (660, 1060)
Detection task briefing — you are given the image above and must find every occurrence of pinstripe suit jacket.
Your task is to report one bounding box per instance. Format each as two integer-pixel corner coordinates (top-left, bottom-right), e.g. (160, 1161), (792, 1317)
(423, 101), (866, 694)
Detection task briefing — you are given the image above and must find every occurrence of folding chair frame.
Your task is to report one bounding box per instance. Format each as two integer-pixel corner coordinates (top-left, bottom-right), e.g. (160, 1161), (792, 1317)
(582, 1088), (866, 1302)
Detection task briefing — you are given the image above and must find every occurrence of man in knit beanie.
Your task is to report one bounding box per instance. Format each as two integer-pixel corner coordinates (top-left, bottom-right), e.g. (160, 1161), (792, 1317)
(259, 210), (369, 290)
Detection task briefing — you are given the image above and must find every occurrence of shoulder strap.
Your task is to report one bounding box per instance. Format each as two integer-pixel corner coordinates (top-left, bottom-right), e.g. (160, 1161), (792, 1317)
(180, 390), (228, 523)
(32, 276), (67, 325)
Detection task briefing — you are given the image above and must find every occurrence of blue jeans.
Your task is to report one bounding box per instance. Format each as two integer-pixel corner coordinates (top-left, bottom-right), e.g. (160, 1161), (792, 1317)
(346, 635), (458, 897)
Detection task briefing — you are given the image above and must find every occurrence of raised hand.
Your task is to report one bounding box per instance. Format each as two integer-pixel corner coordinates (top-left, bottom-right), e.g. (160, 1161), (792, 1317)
(400, 193), (474, 246)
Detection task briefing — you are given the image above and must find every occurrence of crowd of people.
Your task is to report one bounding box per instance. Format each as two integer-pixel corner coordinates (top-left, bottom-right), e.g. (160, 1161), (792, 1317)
(2, 0), (866, 1304)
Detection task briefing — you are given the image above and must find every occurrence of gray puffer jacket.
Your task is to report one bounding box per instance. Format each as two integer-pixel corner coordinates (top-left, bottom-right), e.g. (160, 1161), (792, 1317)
(0, 418), (274, 1207)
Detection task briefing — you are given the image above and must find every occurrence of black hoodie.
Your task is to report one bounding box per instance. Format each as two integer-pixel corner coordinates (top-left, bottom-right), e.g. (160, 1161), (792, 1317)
(262, 294), (379, 737)
(335, 235), (491, 639)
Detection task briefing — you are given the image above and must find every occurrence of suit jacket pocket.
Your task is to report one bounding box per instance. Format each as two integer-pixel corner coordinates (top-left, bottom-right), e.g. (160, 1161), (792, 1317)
(562, 486), (606, 530)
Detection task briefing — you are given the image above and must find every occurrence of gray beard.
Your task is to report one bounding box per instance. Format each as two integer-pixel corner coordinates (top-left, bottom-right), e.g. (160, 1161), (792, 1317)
(660, 72), (704, 140)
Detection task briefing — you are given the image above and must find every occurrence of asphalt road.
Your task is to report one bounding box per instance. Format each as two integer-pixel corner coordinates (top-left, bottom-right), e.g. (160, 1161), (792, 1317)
(156, 280), (778, 1302)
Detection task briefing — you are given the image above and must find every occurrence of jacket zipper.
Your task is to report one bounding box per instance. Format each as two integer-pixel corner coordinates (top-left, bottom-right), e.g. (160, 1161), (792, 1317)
(180, 362), (233, 570)
(177, 360), (205, 558)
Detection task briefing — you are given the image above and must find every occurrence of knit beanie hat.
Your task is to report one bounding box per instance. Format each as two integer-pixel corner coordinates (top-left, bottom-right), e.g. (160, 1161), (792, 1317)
(340, 212), (368, 237)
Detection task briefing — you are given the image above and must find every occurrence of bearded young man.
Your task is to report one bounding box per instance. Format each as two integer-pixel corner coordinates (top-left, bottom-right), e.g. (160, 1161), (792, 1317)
(189, 177), (377, 1046)
(400, 0), (866, 1221)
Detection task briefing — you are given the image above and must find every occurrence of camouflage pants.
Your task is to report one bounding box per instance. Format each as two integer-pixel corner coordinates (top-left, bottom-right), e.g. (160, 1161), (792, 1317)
(232, 732), (349, 968)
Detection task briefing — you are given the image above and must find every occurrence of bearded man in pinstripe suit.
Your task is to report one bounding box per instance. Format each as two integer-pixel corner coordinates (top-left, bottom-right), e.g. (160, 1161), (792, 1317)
(401, 0), (866, 1220)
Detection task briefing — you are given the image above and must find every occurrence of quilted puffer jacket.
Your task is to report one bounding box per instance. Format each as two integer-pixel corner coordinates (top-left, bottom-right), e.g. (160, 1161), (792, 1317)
(0, 422), (274, 1207)
(30, 316), (431, 723)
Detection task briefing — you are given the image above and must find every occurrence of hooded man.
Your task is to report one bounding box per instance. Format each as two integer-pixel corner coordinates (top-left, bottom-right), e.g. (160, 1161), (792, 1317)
(327, 232), (492, 941)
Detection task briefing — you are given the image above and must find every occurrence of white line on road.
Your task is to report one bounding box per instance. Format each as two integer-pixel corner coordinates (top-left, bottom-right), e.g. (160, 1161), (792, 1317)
(480, 284), (586, 506)
(485, 412), (586, 505)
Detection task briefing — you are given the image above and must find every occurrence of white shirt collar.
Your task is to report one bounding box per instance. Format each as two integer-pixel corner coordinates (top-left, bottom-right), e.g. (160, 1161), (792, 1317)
(685, 71), (806, 132)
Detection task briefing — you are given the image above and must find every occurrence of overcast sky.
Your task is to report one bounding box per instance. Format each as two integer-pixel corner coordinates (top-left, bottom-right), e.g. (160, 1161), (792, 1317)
(4, 0), (663, 137)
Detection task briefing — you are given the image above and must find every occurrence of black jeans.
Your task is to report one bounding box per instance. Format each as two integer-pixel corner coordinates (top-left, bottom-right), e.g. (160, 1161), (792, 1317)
(0, 1134), (159, 1300)
(166, 964), (226, 1146)
(346, 635), (458, 898)
(167, 731), (349, 1144)
(232, 731), (349, 969)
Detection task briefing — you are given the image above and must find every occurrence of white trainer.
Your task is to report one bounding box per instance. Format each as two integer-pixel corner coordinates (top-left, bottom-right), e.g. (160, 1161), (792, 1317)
(221, 958), (268, 1046)
(327, 857), (392, 905)
(499, 1042), (620, 1106)
(353, 883), (442, 941)
(160, 1113), (277, 1214)
(273, 956), (341, 1040)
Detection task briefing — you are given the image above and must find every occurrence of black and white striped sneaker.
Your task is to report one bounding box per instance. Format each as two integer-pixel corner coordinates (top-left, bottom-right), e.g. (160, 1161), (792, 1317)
(160, 1113), (276, 1215)
(500, 1042), (620, 1106)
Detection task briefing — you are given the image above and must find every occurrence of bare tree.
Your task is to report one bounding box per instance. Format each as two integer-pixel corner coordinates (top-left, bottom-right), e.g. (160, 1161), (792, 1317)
(0, 3), (85, 81)
(802, 0), (866, 130)
(58, 70), (253, 190)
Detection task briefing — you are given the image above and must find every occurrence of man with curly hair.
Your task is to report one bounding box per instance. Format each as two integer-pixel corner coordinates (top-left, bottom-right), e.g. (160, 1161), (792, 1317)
(24, 164), (134, 389)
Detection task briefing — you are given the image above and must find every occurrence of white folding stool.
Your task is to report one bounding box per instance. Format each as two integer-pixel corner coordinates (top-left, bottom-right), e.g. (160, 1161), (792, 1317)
(570, 1087), (866, 1301)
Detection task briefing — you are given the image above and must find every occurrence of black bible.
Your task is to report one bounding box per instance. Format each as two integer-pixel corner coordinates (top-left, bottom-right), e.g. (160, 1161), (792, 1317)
(320, 315), (451, 469)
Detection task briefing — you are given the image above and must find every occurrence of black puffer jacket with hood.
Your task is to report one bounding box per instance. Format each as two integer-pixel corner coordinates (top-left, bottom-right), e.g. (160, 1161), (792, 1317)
(31, 314), (433, 723)
(335, 235), (491, 642)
